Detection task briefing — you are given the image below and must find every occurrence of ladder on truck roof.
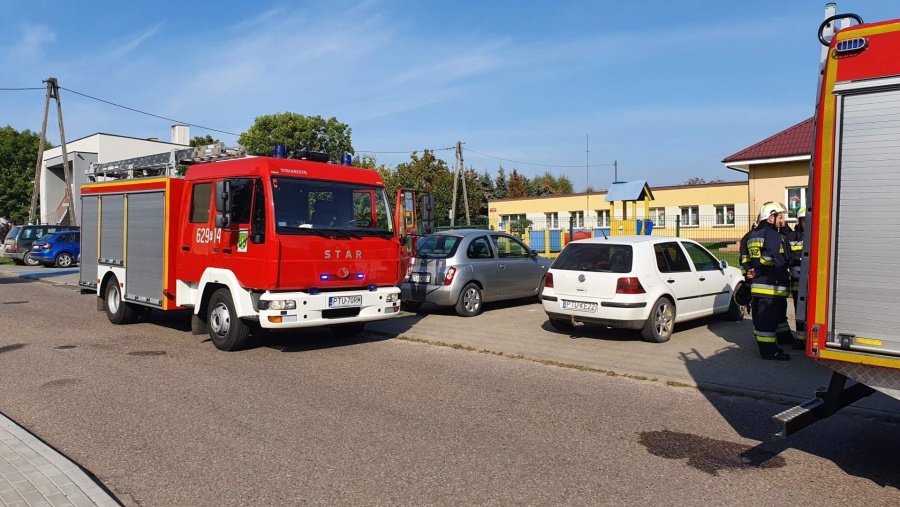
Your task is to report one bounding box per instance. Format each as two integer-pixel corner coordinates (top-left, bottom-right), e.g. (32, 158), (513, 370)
(86, 142), (246, 182)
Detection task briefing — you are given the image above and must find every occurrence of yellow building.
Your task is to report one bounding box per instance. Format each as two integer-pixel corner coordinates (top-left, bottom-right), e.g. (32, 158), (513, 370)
(488, 180), (749, 251)
(722, 118), (812, 219)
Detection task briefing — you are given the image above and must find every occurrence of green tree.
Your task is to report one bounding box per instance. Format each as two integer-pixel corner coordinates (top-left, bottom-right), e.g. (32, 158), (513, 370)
(527, 171), (575, 196)
(507, 169), (529, 198)
(494, 167), (508, 199)
(189, 134), (220, 147)
(0, 126), (51, 224)
(238, 112), (353, 162)
(477, 169), (495, 217)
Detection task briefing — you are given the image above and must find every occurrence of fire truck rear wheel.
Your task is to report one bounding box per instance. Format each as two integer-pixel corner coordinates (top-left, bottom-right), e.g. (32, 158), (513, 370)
(105, 276), (137, 325)
(207, 288), (252, 351)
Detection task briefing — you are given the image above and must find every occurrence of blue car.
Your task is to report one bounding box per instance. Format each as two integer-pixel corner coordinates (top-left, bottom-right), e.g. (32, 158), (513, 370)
(30, 230), (80, 268)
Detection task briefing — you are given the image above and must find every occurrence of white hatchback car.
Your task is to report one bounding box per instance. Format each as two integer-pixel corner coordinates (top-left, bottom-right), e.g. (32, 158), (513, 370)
(541, 236), (745, 342)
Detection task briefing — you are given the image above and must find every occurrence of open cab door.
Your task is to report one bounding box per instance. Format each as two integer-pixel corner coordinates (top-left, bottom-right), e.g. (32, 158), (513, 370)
(395, 189), (434, 282)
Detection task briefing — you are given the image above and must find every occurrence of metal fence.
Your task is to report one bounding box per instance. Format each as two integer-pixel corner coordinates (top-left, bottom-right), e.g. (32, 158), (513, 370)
(487, 215), (753, 256)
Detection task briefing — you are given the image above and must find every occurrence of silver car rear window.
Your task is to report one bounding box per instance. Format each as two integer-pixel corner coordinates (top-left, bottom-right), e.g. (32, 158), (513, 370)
(552, 243), (633, 273)
(416, 235), (461, 259)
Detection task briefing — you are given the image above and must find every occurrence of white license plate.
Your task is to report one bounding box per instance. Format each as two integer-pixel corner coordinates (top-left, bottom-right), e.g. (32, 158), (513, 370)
(562, 300), (598, 312)
(328, 295), (362, 308)
(410, 272), (431, 283)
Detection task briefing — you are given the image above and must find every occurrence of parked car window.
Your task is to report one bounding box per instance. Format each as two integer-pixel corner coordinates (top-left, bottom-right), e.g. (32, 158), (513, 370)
(682, 242), (720, 271)
(491, 234), (530, 258)
(654, 242), (692, 273)
(190, 183), (212, 223)
(553, 243), (632, 273)
(416, 235), (461, 259)
(4, 226), (20, 241)
(466, 236), (494, 259)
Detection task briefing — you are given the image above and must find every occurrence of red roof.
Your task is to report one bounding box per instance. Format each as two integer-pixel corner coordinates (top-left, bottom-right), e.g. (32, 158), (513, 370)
(722, 118), (814, 163)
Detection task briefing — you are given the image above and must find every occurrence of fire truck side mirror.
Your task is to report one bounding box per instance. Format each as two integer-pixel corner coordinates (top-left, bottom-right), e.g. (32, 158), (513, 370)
(420, 193), (435, 235)
(215, 180), (233, 228)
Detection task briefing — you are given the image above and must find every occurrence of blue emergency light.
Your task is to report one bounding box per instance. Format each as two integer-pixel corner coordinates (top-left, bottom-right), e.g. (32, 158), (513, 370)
(273, 145), (287, 158)
(835, 37), (867, 54)
(342, 154), (353, 165)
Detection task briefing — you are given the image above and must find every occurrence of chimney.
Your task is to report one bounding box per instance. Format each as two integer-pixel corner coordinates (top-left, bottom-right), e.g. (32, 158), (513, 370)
(171, 124), (190, 145)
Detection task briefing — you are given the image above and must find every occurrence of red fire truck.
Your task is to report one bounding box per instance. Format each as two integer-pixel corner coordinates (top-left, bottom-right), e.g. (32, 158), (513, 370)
(775, 7), (900, 436)
(79, 145), (433, 351)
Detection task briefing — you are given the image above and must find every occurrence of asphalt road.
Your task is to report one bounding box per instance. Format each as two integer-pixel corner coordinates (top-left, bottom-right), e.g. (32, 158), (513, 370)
(1, 275), (899, 506)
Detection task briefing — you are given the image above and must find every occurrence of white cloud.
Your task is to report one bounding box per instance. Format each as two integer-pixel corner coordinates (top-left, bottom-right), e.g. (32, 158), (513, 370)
(103, 22), (165, 61)
(4, 24), (55, 62)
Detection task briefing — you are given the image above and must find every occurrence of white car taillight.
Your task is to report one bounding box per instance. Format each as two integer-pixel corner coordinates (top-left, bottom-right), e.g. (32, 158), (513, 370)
(616, 277), (645, 294)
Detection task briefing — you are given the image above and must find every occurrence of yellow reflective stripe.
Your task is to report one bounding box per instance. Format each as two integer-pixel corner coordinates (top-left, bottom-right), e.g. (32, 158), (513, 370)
(747, 239), (764, 247)
(759, 257), (774, 266)
(776, 323), (792, 332)
(751, 286), (790, 297)
(755, 333), (777, 343)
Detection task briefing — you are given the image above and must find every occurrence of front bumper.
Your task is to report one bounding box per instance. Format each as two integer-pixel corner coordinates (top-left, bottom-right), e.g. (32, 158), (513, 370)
(256, 286), (402, 329)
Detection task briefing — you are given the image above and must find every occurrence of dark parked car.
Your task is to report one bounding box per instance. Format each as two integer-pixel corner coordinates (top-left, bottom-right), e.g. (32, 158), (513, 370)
(399, 229), (552, 316)
(29, 230), (81, 267)
(2, 225), (79, 266)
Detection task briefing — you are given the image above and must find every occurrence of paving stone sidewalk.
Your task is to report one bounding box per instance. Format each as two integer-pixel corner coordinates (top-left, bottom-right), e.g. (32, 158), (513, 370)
(0, 413), (118, 507)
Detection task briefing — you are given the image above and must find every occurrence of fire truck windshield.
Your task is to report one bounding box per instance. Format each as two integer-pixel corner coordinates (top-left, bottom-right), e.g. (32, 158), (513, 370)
(271, 177), (394, 238)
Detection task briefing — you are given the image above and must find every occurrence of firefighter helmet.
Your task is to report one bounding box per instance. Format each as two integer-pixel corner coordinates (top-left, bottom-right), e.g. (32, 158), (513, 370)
(797, 207), (806, 219)
(758, 201), (787, 221)
(734, 282), (752, 307)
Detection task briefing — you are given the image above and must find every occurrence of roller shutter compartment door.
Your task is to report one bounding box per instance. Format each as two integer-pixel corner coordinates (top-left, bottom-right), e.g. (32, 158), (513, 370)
(79, 196), (99, 288)
(832, 88), (900, 355)
(125, 192), (165, 306)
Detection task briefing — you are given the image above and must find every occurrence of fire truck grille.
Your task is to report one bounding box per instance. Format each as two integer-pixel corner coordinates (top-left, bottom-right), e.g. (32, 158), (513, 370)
(323, 308), (361, 319)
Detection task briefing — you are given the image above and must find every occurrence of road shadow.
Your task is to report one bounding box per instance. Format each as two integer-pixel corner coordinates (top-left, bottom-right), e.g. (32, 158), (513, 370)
(539, 313), (732, 343)
(0, 275), (36, 285)
(681, 313), (900, 487)
(411, 297), (542, 317)
(0, 343), (27, 354)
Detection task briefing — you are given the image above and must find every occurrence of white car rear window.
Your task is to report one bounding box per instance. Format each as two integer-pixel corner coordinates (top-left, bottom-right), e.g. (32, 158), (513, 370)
(553, 243), (633, 273)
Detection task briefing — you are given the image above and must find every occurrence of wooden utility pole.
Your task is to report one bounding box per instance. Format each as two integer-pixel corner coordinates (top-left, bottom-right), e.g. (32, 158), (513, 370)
(28, 78), (75, 225)
(450, 141), (470, 226)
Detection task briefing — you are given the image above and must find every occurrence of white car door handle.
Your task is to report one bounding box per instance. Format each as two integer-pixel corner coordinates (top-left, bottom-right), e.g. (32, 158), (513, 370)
(699, 277), (706, 281)
(667, 279), (675, 283)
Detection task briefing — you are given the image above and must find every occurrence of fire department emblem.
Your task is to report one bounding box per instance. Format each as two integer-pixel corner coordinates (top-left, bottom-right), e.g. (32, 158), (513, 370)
(338, 268), (350, 279)
(578, 274), (586, 283)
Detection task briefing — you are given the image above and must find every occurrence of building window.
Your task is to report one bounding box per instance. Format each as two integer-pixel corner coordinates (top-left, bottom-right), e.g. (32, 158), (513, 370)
(680, 206), (699, 227)
(715, 204), (735, 226)
(786, 187), (807, 218)
(499, 214), (526, 230)
(546, 212), (559, 229)
(569, 211), (584, 228)
(595, 209), (610, 228)
(649, 207), (666, 228)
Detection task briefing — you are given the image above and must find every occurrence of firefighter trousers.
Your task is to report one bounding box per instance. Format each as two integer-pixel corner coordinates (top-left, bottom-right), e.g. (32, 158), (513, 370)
(752, 296), (791, 357)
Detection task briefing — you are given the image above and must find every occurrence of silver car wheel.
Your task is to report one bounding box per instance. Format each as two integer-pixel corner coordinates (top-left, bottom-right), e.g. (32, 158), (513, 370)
(209, 302), (231, 337)
(463, 286), (481, 313)
(654, 300), (673, 337)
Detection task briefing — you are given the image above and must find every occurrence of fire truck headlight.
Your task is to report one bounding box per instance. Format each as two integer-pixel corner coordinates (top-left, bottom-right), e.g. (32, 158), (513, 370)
(266, 300), (296, 311)
(386, 293), (400, 303)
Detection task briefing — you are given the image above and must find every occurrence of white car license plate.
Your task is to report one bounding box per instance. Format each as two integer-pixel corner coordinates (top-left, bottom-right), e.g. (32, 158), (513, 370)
(328, 295), (362, 308)
(562, 300), (598, 313)
(410, 272), (431, 283)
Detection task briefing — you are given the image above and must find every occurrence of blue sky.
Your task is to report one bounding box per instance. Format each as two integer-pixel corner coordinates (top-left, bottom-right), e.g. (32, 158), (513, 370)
(1, 0), (897, 190)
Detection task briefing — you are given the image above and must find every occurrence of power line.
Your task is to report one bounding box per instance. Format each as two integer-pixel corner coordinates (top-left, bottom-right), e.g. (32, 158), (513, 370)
(356, 146), (455, 154)
(59, 87), (241, 137)
(466, 147), (617, 169)
(0, 87), (45, 91)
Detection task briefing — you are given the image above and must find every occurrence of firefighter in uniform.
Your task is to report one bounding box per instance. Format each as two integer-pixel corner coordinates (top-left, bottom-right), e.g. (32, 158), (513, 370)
(785, 207), (806, 349)
(746, 202), (792, 360)
(737, 218), (762, 313)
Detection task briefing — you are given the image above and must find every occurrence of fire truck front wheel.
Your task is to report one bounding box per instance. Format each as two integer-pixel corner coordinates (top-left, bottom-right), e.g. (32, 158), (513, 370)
(207, 288), (253, 352)
(105, 276), (137, 325)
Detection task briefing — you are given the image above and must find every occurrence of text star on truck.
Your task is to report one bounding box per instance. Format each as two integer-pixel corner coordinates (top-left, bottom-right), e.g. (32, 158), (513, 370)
(79, 144), (434, 351)
(774, 7), (900, 436)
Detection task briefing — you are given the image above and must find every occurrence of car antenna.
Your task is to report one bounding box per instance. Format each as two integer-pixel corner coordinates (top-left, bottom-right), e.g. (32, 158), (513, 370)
(601, 229), (608, 239)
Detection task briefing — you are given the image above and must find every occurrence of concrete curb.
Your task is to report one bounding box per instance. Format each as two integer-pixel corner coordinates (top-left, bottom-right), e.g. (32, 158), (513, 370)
(0, 412), (121, 507)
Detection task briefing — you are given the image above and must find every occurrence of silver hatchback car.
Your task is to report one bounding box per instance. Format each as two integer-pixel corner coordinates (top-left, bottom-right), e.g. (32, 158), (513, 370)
(399, 229), (552, 317)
